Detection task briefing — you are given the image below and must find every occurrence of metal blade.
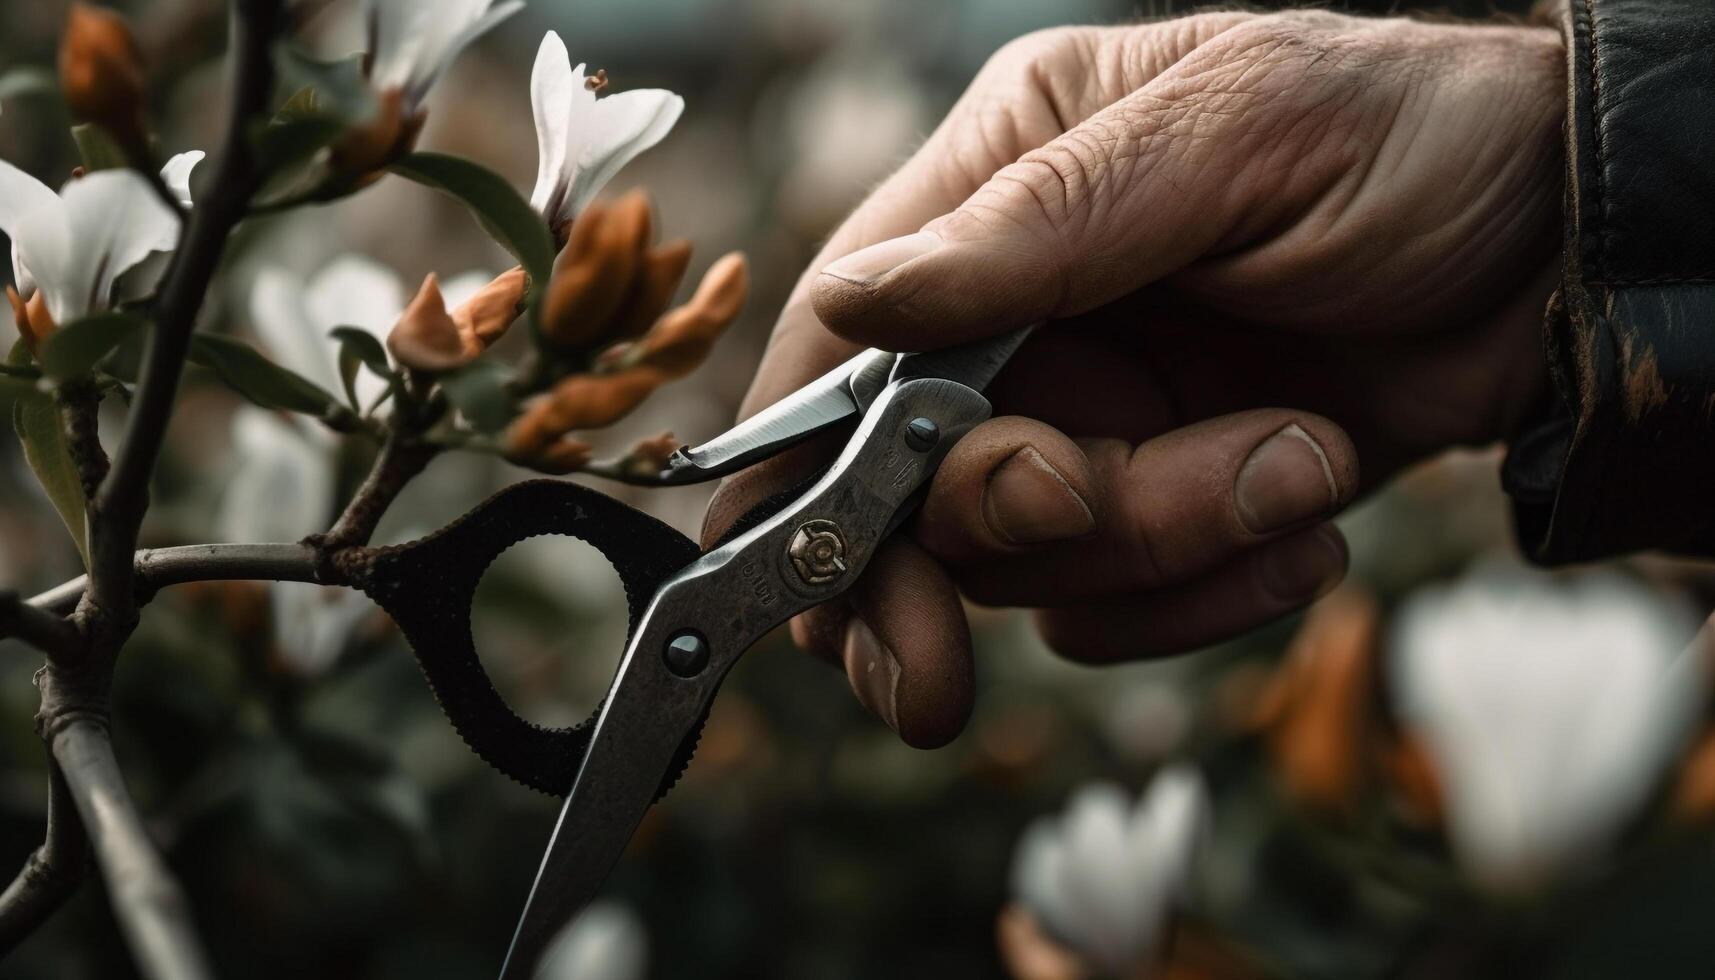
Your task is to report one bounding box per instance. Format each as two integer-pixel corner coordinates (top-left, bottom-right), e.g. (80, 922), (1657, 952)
(662, 348), (897, 484)
(497, 640), (711, 978)
(890, 326), (1035, 393)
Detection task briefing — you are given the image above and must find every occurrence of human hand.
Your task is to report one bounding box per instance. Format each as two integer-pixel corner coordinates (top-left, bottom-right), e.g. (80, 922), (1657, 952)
(705, 11), (1565, 746)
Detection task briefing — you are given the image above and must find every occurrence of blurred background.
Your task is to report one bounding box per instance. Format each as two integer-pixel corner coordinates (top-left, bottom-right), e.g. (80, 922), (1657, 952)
(10, 0), (1715, 978)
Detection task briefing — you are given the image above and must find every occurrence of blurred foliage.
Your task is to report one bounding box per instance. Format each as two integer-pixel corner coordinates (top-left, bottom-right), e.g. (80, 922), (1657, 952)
(23, 1), (1715, 980)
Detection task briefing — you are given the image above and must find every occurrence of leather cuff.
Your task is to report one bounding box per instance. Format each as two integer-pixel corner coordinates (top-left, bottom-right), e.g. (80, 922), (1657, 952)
(1503, 0), (1715, 563)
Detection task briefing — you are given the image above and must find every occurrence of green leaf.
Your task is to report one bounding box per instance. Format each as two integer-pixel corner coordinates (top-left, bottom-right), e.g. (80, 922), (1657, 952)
(440, 359), (516, 434)
(189, 334), (341, 417)
(0, 66), (55, 106)
(12, 394), (88, 567)
(273, 48), (374, 124)
(71, 122), (128, 172)
(254, 115), (347, 175)
(328, 326), (392, 413)
(389, 153), (555, 290)
(38, 311), (146, 381)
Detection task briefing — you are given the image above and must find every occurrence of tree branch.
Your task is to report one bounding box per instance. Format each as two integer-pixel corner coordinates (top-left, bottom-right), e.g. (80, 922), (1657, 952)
(53, 720), (211, 980)
(86, 0), (284, 621)
(0, 591), (82, 657)
(321, 438), (438, 550)
(0, 759), (88, 952)
(28, 543), (323, 617)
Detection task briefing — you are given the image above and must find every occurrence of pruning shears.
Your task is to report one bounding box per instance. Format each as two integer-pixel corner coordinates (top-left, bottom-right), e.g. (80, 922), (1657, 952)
(339, 327), (1033, 976)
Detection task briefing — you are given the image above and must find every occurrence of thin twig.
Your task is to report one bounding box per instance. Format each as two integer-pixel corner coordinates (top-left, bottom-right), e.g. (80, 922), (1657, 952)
(0, 759), (88, 952)
(321, 438), (438, 550)
(28, 543), (324, 617)
(0, 592), (82, 657)
(86, 0), (283, 621)
(53, 720), (212, 980)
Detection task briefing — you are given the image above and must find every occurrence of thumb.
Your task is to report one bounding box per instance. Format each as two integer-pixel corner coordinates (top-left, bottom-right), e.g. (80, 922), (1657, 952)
(809, 28), (1328, 349)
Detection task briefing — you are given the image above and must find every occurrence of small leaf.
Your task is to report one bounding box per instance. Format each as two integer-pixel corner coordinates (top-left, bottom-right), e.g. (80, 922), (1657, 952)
(189, 334), (341, 417)
(0, 66), (55, 106)
(254, 115), (347, 175)
(273, 48), (375, 124)
(275, 85), (322, 122)
(39, 311), (146, 381)
(389, 153), (555, 291)
(0, 361), (38, 379)
(440, 359), (516, 434)
(71, 122), (127, 172)
(328, 326), (391, 413)
(13, 394), (88, 566)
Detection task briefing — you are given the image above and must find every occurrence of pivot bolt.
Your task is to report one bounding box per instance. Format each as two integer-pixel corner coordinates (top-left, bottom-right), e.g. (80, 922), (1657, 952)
(663, 630), (710, 677)
(787, 520), (848, 585)
(904, 417), (940, 452)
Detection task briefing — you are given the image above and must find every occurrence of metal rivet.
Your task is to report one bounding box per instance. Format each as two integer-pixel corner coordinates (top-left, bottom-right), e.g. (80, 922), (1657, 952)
(904, 417), (939, 452)
(663, 630), (710, 677)
(787, 520), (848, 585)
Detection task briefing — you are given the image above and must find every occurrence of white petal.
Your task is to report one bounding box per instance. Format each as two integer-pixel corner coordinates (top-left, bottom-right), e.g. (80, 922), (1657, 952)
(250, 266), (339, 392)
(565, 89), (684, 218)
(404, 0), (523, 108)
(218, 407), (334, 543)
(535, 901), (648, 980)
(159, 150), (205, 211)
(305, 254), (407, 339)
(21, 169), (180, 321)
(366, 0), (427, 92)
(529, 32), (578, 219)
(1390, 563), (1703, 891)
(0, 158), (59, 258)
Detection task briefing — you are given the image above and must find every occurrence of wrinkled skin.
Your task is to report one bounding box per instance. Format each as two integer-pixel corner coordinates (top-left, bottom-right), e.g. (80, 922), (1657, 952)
(704, 12), (1565, 747)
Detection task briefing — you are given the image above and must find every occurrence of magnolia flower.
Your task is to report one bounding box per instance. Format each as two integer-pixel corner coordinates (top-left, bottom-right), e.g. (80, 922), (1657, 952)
(1389, 563), (1705, 892)
(1, 152), (202, 330)
(249, 255), (490, 408)
(366, 0), (523, 114)
(529, 31), (683, 233)
(1009, 766), (1209, 977)
(218, 407), (376, 676)
(535, 900), (647, 980)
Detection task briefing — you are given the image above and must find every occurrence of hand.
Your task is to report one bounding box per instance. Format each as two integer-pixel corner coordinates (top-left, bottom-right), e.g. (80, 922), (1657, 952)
(704, 11), (1565, 746)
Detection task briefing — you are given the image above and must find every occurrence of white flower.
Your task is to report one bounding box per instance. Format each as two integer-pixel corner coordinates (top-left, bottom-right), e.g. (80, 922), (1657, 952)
(218, 406), (377, 677)
(250, 255), (489, 410)
(529, 31), (683, 231)
(366, 0), (524, 112)
(1010, 766), (1209, 976)
(0, 152), (203, 322)
(1389, 562), (1705, 892)
(535, 900), (648, 980)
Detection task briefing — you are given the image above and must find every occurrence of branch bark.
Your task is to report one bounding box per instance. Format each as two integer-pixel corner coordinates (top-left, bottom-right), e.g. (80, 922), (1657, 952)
(53, 720), (211, 980)
(0, 592), (82, 657)
(0, 759), (88, 953)
(28, 543), (324, 618)
(321, 438), (438, 550)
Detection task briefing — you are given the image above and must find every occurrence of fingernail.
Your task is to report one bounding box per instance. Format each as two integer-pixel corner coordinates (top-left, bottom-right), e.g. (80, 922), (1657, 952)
(821, 231), (942, 284)
(1260, 527), (1346, 601)
(845, 617), (901, 731)
(1234, 423), (1338, 534)
(983, 447), (1095, 546)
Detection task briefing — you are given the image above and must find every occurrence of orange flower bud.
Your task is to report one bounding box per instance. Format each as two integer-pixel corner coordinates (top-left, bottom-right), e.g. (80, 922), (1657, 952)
(59, 3), (147, 149)
(1258, 588), (1378, 813)
(452, 266), (527, 355)
(1379, 730), (1444, 828)
(608, 238), (693, 342)
(541, 191), (654, 349)
(634, 252), (748, 378)
(387, 274), (469, 372)
(330, 88), (426, 183)
(6, 286), (57, 358)
(618, 430), (679, 478)
(507, 436), (594, 475)
(506, 366), (666, 454)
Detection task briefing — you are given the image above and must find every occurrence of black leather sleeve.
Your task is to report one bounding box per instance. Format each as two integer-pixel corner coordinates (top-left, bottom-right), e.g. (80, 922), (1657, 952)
(1503, 0), (1715, 563)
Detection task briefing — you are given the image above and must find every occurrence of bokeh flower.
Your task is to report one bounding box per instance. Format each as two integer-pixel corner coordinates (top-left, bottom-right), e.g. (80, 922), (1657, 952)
(1006, 766), (1209, 978)
(1389, 563), (1706, 892)
(534, 900), (648, 980)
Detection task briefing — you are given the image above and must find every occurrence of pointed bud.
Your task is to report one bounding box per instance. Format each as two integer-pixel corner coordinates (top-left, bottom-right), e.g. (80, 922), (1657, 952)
(6, 286), (57, 358)
(387, 274), (469, 372)
(506, 367), (666, 455)
(59, 3), (147, 150)
(542, 191), (654, 349)
(634, 252), (748, 378)
(330, 88), (426, 184)
(453, 266), (528, 354)
(608, 238), (693, 342)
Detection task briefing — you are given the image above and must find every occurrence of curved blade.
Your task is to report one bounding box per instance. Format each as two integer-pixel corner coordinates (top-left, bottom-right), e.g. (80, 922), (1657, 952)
(890, 326), (1034, 392)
